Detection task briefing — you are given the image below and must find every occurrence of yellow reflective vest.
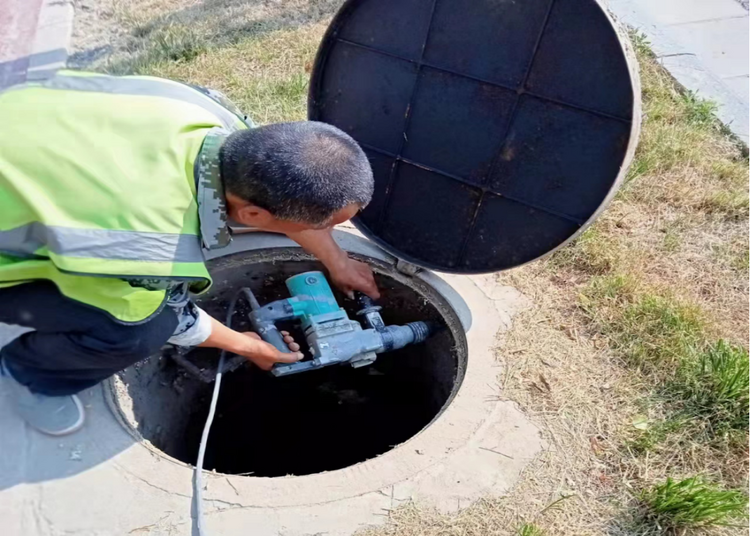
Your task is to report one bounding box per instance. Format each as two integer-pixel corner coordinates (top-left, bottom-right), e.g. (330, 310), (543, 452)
(0, 70), (248, 323)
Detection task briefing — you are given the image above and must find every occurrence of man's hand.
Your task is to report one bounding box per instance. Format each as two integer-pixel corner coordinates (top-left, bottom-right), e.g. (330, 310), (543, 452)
(199, 317), (303, 371)
(328, 256), (380, 299)
(285, 228), (381, 300)
(236, 331), (302, 371)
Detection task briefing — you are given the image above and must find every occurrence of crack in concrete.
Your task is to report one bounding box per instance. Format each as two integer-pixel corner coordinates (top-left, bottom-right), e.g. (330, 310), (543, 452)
(34, 485), (82, 536)
(206, 498), (245, 509)
(115, 460), (257, 512)
(665, 13), (749, 26)
(29, 487), (51, 536)
(114, 461), (193, 501)
(127, 512), (174, 534)
(658, 52), (698, 59)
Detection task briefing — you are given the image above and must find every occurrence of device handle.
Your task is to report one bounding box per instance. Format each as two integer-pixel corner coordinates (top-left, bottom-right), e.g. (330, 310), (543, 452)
(242, 288), (294, 354)
(252, 320), (290, 353)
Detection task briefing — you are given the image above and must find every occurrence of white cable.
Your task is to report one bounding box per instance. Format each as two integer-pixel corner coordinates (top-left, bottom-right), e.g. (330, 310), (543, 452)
(193, 361), (224, 535)
(193, 293), (240, 536)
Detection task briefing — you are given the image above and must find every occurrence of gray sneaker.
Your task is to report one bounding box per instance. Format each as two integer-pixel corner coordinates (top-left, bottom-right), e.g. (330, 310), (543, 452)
(2, 366), (85, 436)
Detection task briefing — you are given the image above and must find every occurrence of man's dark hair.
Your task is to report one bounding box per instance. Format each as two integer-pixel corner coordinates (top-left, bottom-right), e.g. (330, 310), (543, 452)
(220, 121), (374, 225)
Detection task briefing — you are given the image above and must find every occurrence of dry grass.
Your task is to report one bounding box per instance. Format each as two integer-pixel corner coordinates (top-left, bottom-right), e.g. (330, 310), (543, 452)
(141, 24), (325, 124)
(70, 5), (749, 534)
(365, 31), (749, 536)
(486, 36), (747, 536)
(72, 0), (333, 124)
(71, 0), (342, 73)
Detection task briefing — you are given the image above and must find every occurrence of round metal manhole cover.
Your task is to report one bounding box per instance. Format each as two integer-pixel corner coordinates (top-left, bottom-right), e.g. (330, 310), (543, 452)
(309, 0), (639, 273)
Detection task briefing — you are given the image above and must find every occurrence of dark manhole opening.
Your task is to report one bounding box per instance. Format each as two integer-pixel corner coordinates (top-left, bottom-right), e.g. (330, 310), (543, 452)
(114, 254), (466, 477)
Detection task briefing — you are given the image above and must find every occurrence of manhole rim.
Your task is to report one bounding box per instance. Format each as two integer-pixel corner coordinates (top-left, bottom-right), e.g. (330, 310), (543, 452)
(102, 235), (505, 509)
(104, 254), (466, 473)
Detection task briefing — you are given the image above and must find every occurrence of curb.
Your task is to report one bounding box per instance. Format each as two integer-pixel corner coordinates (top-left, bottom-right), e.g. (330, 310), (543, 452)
(27, 0), (74, 81)
(606, 0), (749, 145)
(0, 0), (73, 89)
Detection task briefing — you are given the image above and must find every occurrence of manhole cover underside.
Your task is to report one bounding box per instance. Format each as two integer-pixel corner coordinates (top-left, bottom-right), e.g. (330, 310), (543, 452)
(310, 0), (636, 273)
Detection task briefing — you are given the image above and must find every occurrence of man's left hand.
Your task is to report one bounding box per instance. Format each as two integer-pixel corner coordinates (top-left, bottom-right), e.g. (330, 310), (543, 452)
(328, 257), (380, 300)
(284, 228), (381, 300)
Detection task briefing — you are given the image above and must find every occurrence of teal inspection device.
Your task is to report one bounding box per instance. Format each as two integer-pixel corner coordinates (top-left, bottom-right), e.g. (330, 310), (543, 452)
(284, 272), (345, 329)
(243, 271), (436, 376)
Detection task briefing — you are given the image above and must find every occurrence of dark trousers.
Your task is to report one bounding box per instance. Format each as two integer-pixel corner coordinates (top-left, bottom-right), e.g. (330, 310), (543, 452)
(0, 282), (177, 396)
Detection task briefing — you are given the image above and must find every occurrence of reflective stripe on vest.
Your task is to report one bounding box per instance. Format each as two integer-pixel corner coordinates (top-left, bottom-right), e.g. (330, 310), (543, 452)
(0, 223), (204, 263)
(0, 70), (246, 321)
(5, 71), (246, 132)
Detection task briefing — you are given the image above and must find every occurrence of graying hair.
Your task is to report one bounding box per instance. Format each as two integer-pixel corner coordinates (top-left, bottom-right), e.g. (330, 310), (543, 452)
(220, 121), (374, 225)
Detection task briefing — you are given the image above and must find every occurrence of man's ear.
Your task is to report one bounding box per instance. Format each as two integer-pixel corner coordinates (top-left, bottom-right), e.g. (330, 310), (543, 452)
(226, 192), (274, 228)
(235, 204), (274, 227)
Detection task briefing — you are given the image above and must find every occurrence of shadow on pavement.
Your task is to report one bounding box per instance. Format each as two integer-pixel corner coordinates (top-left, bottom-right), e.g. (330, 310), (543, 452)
(0, 327), (137, 492)
(0, 378), (137, 492)
(0, 48), (68, 88)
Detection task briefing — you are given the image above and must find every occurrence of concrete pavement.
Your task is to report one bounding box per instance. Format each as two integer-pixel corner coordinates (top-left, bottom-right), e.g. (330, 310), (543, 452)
(0, 0), (73, 88)
(607, 0), (749, 144)
(0, 233), (543, 536)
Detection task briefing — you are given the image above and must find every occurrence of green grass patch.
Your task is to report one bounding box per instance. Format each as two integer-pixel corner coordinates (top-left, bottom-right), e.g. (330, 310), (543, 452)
(623, 32), (749, 223)
(106, 24), (210, 75)
(661, 224), (682, 253)
(629, 89), (719, 181)
(679, 91), (720, 128)
(620, 296), (705, 370)
(550, 225), (620, 275)
(673, 341), (749, 436)
(584, 276), (749, 448)
(583, 273), (748, 411)
(94, 0), (340, 76)
(711, 238), (750, 277)
(734, 247), (750, 273)
(582, 273), (641, 301)
(699, 190), (750, 220)
(627, 416), (688, 455)
(640, 477), (748, 531)
(581, 276), (707, 374)
(89, 3), (328, 124)
(517, 523), (545, 536)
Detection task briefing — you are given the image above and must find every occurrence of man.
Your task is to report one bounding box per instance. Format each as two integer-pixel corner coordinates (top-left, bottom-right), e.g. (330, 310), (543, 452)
(0, 70), (379, 436)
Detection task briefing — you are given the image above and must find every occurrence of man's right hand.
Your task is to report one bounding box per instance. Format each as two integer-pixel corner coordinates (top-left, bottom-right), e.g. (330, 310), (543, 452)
(198, 317), (304, 370)
(236, 331), (303, 371)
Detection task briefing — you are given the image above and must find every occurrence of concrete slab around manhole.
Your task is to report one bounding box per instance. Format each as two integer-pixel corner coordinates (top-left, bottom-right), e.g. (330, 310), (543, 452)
(0, 233), (544, 536)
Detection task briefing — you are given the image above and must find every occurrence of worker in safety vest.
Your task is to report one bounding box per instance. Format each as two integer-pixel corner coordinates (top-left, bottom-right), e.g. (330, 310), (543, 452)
(0, 70), (380, 436)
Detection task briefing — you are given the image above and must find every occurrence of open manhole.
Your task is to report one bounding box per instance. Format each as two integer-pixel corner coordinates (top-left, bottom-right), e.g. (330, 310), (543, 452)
(110, 249), (467, 477)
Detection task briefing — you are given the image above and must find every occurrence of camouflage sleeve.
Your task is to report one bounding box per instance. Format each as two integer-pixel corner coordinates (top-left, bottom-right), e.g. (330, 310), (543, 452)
(187, 83), (255, 129)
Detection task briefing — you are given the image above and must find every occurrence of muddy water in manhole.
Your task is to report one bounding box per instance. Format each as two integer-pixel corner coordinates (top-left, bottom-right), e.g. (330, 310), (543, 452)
(114, 254), (466, 477)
